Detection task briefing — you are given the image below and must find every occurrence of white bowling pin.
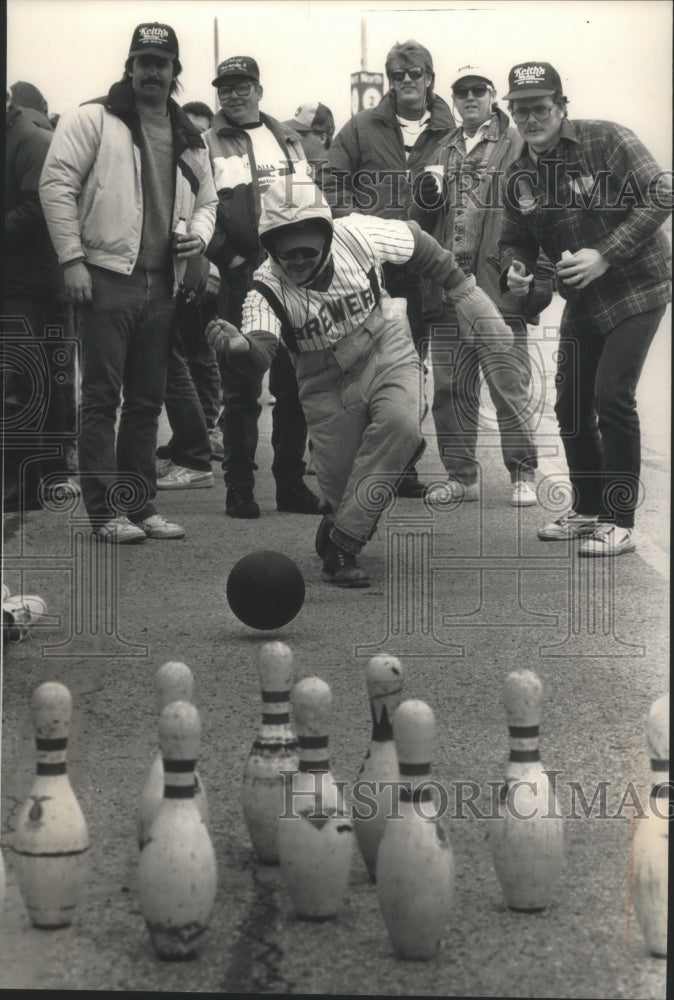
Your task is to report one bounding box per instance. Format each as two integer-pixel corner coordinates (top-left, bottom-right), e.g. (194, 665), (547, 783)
(488, 669), (563, 911)
(242, 641), (299, 864)
(137, 661), (209, 848)
(376, 699), (454, 960)
(11, 682), (90, 927)
(633, 692), (669, 957)
(278, 677), (353, 920)
(138, 701), (217, 960)
(353, 653), (404, 881)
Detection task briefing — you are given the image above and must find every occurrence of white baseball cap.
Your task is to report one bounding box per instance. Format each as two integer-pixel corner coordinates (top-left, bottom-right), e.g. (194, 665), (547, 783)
(452, 64), (494, 89)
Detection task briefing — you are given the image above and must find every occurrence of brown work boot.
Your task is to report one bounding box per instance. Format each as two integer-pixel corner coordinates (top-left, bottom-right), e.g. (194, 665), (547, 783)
(321, 540), (370, 588)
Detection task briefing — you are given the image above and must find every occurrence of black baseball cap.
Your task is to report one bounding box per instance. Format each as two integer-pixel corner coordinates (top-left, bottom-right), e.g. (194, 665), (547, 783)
(504, 62), (563, 100)
(212, 57), (260, 88)
(128, 22), (179, 60)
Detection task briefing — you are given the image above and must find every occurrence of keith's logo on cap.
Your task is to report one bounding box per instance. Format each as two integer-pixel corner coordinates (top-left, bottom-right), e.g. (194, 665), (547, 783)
(513, 65), (546, 85)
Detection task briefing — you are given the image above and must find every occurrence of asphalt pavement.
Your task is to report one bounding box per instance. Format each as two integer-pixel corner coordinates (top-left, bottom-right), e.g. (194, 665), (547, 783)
(0, 297), (669, 996)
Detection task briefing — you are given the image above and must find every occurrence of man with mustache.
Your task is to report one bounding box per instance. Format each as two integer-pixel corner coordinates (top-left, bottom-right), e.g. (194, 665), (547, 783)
(40, 23), (217, 543)
(499, 61), (671, 556)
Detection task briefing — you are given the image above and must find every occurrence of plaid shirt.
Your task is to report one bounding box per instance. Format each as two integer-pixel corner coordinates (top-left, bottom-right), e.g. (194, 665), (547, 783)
(498, 118), (671, 332)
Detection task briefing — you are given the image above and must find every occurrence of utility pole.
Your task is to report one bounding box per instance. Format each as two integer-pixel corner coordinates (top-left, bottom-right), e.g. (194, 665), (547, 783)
(350, 16), (383, 116)
(213, 17), (219, 113)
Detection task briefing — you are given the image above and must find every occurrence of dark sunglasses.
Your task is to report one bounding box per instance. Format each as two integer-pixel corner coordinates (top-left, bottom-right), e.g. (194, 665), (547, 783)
(453, 84), (489, 99)
(276, 246), (322, 262)
(390, 67), (425, 83)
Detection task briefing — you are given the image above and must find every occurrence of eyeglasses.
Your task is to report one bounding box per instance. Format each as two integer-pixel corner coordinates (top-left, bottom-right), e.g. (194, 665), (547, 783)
(453, 84), (489, 99)
(276, 246), (322, 262)
(390, 67), (425, 83)
(218, 81), (254, 99)
(511, 104), (555, 124)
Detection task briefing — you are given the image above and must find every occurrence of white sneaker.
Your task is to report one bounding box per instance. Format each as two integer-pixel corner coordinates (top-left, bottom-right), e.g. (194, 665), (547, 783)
(3, 594), (48, 642)
(511, 481), (537, 507)
(427, 479), (480, 504)
(137, 514), (185, 539)
(156, 465), (214, 490)
(579, 523), (636, 557)
(538, 511), (599, 541)
(95, 515), (147, 545)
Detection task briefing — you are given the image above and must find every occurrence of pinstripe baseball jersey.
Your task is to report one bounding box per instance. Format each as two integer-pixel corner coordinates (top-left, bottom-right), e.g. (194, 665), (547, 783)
(241, 214), (416, 353)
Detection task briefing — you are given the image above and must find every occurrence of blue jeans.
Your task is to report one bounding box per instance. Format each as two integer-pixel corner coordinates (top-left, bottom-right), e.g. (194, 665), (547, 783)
(216, 260), (307, 487)
(555, 305), (665, 528)
(76, 265), (176, 524)
(429, 301), (538, 485)
(162, 330), (213, 472)
(2, 293), (78, 499)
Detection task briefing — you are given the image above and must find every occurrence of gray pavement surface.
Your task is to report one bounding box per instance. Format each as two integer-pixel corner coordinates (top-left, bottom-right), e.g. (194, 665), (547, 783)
(0, 297), (669, 996)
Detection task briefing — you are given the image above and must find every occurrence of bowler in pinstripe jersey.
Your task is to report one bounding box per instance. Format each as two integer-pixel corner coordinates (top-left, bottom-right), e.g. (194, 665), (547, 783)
(207, 176), (515, 588)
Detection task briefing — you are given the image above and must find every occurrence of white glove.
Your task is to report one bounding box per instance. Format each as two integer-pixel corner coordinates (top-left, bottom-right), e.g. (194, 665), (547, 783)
(446, 276), (514, 352)
(205, 318), (250, 354)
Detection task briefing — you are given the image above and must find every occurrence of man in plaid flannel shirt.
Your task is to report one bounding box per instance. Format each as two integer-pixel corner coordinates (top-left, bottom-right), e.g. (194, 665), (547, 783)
(499, 61), (671, 557)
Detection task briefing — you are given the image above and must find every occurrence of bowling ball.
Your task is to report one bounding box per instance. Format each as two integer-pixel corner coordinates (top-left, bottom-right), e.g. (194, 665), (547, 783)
(226, 550), (305, 630)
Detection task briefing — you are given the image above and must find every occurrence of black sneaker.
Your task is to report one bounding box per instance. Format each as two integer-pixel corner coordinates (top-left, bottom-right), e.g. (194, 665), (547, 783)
(315, 514), (335, 558)
(276, 480), (325, 515)
(395, 471), (429, 499)
(322, 540), (370, 588)
(226, 483), (260, 519)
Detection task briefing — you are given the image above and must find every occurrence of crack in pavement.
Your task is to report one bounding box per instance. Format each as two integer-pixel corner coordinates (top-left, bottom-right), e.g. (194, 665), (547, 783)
(221, 857), (295, 994)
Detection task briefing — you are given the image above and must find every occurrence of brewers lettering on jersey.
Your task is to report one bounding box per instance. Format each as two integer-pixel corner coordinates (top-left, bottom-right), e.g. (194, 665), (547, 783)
(242, 215), (415, 351)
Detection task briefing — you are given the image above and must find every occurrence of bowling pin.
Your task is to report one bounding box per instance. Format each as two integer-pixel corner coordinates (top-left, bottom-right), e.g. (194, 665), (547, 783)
(376, 699), (454, 960)
(633, 692), (669, 957)
(137, 660), (209, 848)
(353, 653), (404, 881)
(11, 682), (89, 927)
(242, 641), (299, 864)
(138, 701), (217, 960)
(278, 677), (353, 920)
(488, 669), (563, 911)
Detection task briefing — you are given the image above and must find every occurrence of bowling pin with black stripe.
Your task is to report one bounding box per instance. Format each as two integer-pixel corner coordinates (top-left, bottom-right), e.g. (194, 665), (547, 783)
(633, 692), (669, 957)
(376, 699), (454, 960)
(138, 701), (217, 960)
(242, 641), (299, 864)
(278, 677), (353, 920)
(12, 682), (90, 927)
(488, 669), (563, 911)
(353, 653), (404, 881)
(137, 660), (209, 848)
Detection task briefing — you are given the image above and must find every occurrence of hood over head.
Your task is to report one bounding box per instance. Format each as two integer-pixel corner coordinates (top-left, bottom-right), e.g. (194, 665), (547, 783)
(259, 174), (334, 279)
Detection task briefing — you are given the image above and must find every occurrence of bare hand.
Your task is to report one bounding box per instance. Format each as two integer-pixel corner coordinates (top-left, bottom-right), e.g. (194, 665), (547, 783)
(205, 318), (250, 354)
(506, 261), (534, 297)
(556, 248), (609, 289)
(63, 262), (93, 304)
(173, 232), (206, 259)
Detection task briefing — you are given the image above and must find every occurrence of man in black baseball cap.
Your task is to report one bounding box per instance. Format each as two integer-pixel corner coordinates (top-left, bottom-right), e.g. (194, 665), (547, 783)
(499, 60), (671, 556)
(202, 56), (323, 519)
(39, 21), (218, 544)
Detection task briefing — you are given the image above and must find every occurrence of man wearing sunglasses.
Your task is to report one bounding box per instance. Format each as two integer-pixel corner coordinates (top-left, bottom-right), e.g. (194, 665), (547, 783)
(206, 176), (515, 588)
(322, 40), (455, 500)
(202, 56), (322, 520)
(411, 64), (554, 509)
(499, 61), (671, 557)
